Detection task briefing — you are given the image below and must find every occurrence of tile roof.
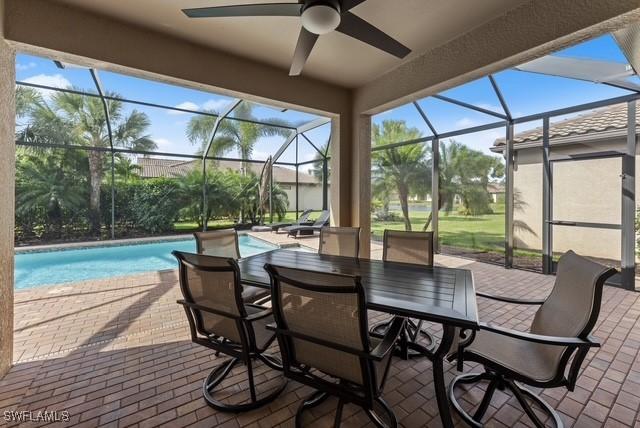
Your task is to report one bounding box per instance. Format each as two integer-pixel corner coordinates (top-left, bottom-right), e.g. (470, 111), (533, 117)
(136, 157), (320, 184)
(493, 103), (640, 147)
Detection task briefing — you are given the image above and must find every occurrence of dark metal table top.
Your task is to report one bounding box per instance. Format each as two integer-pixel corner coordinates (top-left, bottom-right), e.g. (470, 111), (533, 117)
(238, 249), (479, 329)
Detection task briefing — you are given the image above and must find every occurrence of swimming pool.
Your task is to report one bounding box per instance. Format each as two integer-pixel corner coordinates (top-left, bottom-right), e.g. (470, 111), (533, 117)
(14, 235), (277, 290)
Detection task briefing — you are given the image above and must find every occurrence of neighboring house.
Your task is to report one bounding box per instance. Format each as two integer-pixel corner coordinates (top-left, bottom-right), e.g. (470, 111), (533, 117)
(492, 103), (639, 262)
(136, 157), (325, 211)
(487, 183), (505, 203)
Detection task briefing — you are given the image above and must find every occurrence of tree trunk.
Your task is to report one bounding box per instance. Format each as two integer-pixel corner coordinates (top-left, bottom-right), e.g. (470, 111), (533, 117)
(87, 151), (103, 235)
(398, 184), (412, 231)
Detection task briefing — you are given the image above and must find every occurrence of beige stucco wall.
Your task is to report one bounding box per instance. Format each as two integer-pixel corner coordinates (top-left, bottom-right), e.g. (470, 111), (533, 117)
(280, 183), (325, 212)
(513, 137), (636, 262)
(0, 33), (15, 378)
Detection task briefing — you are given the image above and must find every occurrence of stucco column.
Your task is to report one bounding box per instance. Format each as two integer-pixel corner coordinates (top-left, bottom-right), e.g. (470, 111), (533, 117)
(0, 35), (15, 378)
(352, 114), (372, 258)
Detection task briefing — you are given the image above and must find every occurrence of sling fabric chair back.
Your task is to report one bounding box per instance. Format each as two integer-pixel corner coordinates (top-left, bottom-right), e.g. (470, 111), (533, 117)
(194, 229), (240, 259)
(174, 251), (246, 344)
(383, 230), (434, 266)
(267, 265), (386, 391)
(319, 227), (360, 258)
(529, 250), (614, 380)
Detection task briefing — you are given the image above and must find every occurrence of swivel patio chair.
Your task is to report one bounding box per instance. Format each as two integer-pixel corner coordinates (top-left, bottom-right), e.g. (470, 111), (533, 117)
(448, 250), (616, 428)
(173, 251), (287, 412)
(265, 264), (403, 428)
(318, 226), (360, 258)
(194, 229), (269, 303)
(270, 208), (314, 233)
(370, 230), (435, 356)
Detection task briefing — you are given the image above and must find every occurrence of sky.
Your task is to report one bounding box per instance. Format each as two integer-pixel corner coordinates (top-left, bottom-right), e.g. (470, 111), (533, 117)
(15, 33), (635, 167)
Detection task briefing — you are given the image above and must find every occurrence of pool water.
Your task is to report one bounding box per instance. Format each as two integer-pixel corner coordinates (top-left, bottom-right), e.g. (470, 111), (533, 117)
(14, 235), (277, 290)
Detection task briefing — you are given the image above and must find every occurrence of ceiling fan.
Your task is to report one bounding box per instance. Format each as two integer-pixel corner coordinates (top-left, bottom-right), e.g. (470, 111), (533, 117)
(182, 0), (411, 76)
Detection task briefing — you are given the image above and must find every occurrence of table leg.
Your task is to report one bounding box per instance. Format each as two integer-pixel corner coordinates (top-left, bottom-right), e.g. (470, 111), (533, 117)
(433, 325), (455, 428)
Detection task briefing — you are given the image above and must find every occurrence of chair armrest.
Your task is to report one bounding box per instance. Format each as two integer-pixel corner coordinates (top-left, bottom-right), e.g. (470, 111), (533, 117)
(370, 317), (406, 361)
(479, 322), (599, 348)
(476, 291), (546, 305)
(177, 299), (240, 319)
(244, 304), (273, 322)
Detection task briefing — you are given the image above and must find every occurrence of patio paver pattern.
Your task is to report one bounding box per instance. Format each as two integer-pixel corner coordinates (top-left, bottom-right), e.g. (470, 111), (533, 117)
(2, 243), (640, 427)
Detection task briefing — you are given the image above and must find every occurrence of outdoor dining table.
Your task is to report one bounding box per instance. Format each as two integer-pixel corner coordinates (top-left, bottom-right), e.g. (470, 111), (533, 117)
(237, 249), (479, 428)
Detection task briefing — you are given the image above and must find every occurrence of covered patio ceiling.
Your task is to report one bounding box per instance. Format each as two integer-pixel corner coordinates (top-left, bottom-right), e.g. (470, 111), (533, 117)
(47, 0), (530, 88)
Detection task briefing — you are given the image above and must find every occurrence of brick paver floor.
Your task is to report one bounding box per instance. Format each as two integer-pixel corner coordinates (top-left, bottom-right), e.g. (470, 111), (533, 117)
(2, 246), (640, 427)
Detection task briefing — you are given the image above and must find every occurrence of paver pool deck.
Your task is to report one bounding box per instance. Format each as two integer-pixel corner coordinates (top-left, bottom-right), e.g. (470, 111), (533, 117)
(1, 231), (639, 427)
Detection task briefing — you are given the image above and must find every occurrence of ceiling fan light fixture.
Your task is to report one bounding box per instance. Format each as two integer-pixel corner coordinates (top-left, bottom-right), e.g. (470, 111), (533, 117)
(301, 1), (341, 35)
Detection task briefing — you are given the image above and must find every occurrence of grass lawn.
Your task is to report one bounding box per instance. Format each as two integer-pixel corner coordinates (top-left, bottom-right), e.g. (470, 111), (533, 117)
(371, 203), (506, 254)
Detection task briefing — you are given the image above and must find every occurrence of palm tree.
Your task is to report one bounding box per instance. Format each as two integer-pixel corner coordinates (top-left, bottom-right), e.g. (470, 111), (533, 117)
(187, 101), (296, 222)
(421, 139), (505, 230)
(114, 155), (141, 184)
(16, 150), (87, 236)
(18, 89), (156, 234)
(309, 142), (329, 181)
(186, 101), (294, 174)
(372, 120), (430, 231)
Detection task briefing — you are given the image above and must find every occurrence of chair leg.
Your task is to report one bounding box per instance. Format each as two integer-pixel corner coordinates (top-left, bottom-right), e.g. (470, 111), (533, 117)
(364, 397), (397, 428)
(370, 318), (435, 358)
(507, 380), (563, 428)
(449, 371), (564, 428)
(448, 371), (496, 428)
(202, 353), (287, 412)
(295, 390), (330, 428)
(334, 399), (344, 428)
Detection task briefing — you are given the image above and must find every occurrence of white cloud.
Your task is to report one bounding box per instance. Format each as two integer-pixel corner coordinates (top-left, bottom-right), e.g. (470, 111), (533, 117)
(16, 62), (37, 71)
(23, 73), (71, 89)
(22, 74), (72, 100)
(202, 98), (231, 112)
(168, 101), (199, 115)
(455, 117), (477, 128)
(167, 98), (231, 115)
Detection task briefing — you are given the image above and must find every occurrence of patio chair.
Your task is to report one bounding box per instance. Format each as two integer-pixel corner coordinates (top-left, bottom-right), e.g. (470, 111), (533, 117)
(448, 250), (616, 428)
(264, 264), (403, 428)
(269, 209), (314, 233)
(173, 251), (287, 412)
(284, 210), (330, 238)
(193, 229), (269, 303)
(318, 226), (360, 258)
(370, 230), (435, 355)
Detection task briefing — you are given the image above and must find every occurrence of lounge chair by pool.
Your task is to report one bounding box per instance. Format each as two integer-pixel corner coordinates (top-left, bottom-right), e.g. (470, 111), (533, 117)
(284, 210), (330, 238)
(269, 208), (313, 233)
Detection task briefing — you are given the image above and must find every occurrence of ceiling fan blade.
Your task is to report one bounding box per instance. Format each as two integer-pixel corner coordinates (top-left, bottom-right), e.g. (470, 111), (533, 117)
(182, 3), (301, 18)
(341, 0), (367, 11)
(336, 11), (410, 58)
(289, 28), (319, 76)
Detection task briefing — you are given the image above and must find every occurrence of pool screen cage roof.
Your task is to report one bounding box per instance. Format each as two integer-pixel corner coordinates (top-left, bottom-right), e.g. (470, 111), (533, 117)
(367, 28), (640, 290)
(15, 59), (332, 237)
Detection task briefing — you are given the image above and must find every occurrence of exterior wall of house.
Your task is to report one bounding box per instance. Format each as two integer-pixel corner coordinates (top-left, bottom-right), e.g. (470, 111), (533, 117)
(0, 36), (15, 378)
(279, 183), (326, 212)
(513, 136), (637, 263)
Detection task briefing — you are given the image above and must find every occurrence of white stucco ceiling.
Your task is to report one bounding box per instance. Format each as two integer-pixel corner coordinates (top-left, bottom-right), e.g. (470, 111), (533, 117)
(52, 0), (529, 87)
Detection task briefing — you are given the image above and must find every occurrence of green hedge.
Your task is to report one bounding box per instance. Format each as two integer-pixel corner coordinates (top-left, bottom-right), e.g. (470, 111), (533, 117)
(102, 178), (183, 235)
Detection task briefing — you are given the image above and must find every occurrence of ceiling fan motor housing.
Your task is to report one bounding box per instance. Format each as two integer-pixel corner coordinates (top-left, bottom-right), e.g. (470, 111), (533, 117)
(301, 0), (341, 35)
